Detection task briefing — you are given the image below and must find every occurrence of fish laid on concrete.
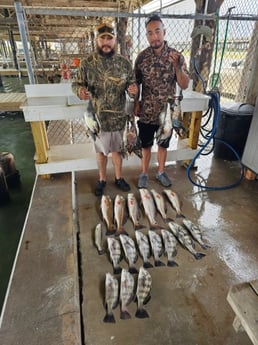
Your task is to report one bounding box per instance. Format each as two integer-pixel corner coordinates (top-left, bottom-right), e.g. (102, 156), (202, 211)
(151, 189), (172, 223)
(156, 103), (172, 147)
(120, 234), (138, 274)
(139, 188), (159, 230)
(163, 189), (185, 218)
(114, 194), (127, 236)
(148, 230), (165, 267)
(84, 100), (101, 141)
(127, 193), (144, 230)
(161, 229), (178, 267)
(94, 223), (105, 255)
(135, 230), (153, 269)
(103, 272), (119, 323)
(168, 221), (206, 260)
(120, 269), (135, 320)
(135, 266), (152, 318)
(107, 237), (122, 274)
(182, 218), (211, 250)
(101, 194), (115, 235)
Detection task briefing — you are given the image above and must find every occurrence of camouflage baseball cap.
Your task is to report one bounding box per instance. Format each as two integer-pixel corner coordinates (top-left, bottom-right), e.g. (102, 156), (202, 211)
(96, 23), (115, 38)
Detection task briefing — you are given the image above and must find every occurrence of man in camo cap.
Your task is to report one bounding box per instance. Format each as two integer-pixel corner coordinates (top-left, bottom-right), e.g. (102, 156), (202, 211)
(72, 22), (138, 196)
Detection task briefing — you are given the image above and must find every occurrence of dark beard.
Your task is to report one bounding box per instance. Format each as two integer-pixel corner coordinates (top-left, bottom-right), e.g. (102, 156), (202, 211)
(97, 47), (115, 58)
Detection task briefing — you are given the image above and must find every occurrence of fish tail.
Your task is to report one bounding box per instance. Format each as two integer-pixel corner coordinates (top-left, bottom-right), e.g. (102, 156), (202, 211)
(103, 312), (116, 323)
(143, 261), (153, 269)
(115, 229), (129, 237)
(150, 225), (160, 231)
(167, 260), (179, 267)
(106, 229), (116, 236)
(194, 252), (206, 260)
(120, 309), (131, 320)
(201, 243), (211, 250)
(154, 259), (166, 267)
(113, 266), (122, 275)
(164, 217), (174, 223)
(134, 224), (145, 231)
(135, 308), (149, 319)
(129, 266), (138, 274)
(176, 213), (185, 219)
(97, 249), (105, 255)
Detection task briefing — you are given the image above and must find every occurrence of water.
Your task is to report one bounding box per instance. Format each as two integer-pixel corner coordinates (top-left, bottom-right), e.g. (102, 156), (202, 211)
(0, 76), (36, 313)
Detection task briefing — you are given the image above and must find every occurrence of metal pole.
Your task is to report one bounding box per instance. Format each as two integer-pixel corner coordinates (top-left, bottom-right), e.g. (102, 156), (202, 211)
(14, 1), (36, 84)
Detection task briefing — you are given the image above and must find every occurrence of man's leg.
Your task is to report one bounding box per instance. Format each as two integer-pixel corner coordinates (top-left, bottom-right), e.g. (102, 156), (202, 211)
(112, 152), (130, 191)
(95, 152), (108, 196)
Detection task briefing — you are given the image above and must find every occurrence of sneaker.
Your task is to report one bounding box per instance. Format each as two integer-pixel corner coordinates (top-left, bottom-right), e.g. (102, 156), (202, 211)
(95, 180), (106, 196)
(138, 173), (148, 189)
(115, 178), (130, 192)
(156, 172), (172, 187)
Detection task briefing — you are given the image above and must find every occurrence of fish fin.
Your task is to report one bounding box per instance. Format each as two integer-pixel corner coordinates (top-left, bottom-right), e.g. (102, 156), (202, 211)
(154, 259), (166, 267)
(129, 266), (138, 274)
(97, 249), (106, 255)
(167, 260), (179, 267)
(143, 261), (153, 269)
(194, 252), (206, 260)
(106, 229), (116, 236)
(103, 312), (116, 323)
(120, 310), (131, 320)
(135, 308), (149, 319)
(113, 266), (122, 275)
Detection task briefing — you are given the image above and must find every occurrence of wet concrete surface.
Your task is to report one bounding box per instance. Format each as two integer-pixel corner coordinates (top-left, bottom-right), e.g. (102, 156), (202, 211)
(76, 154), (258, 345)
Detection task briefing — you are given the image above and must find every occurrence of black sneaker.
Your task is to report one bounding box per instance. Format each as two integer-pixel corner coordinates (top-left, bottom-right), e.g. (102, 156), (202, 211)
(115, 178), (130, 192)
(95, 180), (106, 196)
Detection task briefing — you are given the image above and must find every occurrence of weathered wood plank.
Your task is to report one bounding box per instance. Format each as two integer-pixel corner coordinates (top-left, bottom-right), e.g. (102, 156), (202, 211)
(0, 93), (26, 112)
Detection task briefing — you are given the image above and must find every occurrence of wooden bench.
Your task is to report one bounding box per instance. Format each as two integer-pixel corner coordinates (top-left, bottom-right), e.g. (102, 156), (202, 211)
(227, 280), (258, 345)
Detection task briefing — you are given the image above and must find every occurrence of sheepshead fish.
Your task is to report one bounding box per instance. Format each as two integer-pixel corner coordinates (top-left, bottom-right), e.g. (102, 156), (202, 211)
(101, 195), (115, 235)
(168, 221), (206, 260)
(121, 119), (142, 159)
(127, 193), (144, 230)
(103, 272), (119, 323)
(161, 229), (178, 267)
(114, 194), (127, 236)
(163, 189), (185, 218)
(182, 219), (211, 250)
(107, 237), (122, 274)
(120, 234), (138, 274)
(94, 223), (105, 255)
(139, 188), (159, 230)
(84, 100), (101, 141)
(151, 189), (172, 223)
(156, 102), (172, 147)
(148, 230), (165, 267)
(135, 230), (153, 269)
(120, 269), (135, 320)
(135, 267), (152, 318)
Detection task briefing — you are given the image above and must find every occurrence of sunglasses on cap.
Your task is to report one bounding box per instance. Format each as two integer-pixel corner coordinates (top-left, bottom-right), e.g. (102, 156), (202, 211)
(97, 24), (115, 37)
(145, 14), (163, 26)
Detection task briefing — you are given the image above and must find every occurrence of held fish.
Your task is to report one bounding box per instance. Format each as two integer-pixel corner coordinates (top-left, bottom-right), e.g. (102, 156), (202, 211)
(135, 266), (152, 319)
(101, 195), (115, 235)
(139, 188), (159, 230)
(121, 119), (142, 159)
(151, 189), (172, 223)
(182, 218), (211, 250)
(120, 269), (135, 320)
(168, 221), (206, 260)
(127, 193), (144, 230)
(156, 102), (172, 147)
(107, 237), (122, 274)
(84, 100), (101, 141)
(120, 234), (138, 274)
(161, 229), (178, 267)
(103, 272), (119, 323)
(163, 189), (185, 218)
(148, 230), (165, 267)
(114, 194), (127, 236)
(135, 230), (153, 269)
(94, 223), (105, 255)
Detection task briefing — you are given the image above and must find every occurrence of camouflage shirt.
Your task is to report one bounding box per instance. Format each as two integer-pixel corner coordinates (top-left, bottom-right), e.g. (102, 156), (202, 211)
(134, 41), (189, 125)
(72, 52), (135, 132)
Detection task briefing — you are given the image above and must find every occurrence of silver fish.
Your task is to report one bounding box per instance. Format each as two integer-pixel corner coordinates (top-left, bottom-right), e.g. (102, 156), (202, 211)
(148, 230), (165, 267)
(84, 100), (101, 141)
(114, 194), (127, 236)
(135, 230), (153, 269)
(151, 189), (172, 223)
(139, 188), (159, 229)
(101, 195), (115, 235)
(103, 272), (119, 323)
(182, 218), (211, 250)
(161, 229), (178, 267)
(107, 237), (122, 274)
(120, 234), (138, 274)
(120, 269), (135, 320)
(168, 221), (206, 260)
(156, 102), (172, 147)
(121, 119), (142, 159)
(127, 193), (144, 230)
(135, 266), (152, 318)
(94, 223), (105, 255)
(163, 189), (185, 218)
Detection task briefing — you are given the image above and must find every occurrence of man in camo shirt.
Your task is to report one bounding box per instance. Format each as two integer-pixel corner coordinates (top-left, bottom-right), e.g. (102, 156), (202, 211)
(72, 22), (138, 196)
(134, 14), (190, 189)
